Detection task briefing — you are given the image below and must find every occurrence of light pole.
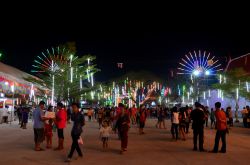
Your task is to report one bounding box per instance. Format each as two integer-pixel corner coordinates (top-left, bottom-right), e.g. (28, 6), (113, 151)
(10, 84), (14, 125)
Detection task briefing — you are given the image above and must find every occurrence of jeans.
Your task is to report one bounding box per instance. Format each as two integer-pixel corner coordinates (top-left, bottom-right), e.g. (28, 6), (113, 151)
(213, 130), (226, 152)
(68, 133), (83, 158)
(171, 123), (179, 140)
(193, 128), (204, 150)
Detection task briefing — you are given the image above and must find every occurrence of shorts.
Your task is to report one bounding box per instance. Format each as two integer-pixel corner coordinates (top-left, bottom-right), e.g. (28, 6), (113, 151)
(34, 128), (45, 144)
(140, 122), (145, 128)
(102, 137), (109, 142)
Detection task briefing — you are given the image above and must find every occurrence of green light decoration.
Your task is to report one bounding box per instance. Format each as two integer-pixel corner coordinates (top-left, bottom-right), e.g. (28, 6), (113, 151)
(183, 85), (186, 94)
(0, 52), (3, 60)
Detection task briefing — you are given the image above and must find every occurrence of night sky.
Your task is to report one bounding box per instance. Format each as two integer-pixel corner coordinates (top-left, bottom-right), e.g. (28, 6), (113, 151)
(1, 30), (250, 81)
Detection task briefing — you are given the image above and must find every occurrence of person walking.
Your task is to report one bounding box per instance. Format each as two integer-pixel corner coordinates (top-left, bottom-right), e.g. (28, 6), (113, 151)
(67, 105), (72, 124)
(210, 108), (215, 129)
(246, 106), (250, 128)
(33, 101), (48, 151)
(65, 103), (85, 162)
(191, 102), (205, 152)
(139, 106), (147, 135)
(226, 107), (233, 127)
(17, 105), (23, 125)
(171, 107), (179, 141)
(185, 107), (191, 133)
(204, 106), (210, 127)
(210, 102), (228, 153)
(155, 105), (161, 128)
(54, 102), (67, 150)
(179, 107), (186, 141)
(115, 103), (130, 154)
(87, 108), (93, 122)
(241, 107), (248, 128)
(98, 108), (104, 128)
(131, 105), (137, 125)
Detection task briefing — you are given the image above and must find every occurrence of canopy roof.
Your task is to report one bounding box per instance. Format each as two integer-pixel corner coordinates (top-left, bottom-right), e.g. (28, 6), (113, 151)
(0, 62), (47, 91)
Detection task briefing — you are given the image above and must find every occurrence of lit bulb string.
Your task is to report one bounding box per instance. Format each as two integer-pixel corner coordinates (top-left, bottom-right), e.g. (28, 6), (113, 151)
(177, 50), (223, 75)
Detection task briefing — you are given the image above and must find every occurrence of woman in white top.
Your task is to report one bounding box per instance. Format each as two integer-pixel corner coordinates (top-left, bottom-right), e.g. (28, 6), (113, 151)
(171, 107), (179, 141)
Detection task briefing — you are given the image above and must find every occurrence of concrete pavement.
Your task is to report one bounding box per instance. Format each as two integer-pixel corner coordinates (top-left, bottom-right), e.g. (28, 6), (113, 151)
(0, 119), (249, 165)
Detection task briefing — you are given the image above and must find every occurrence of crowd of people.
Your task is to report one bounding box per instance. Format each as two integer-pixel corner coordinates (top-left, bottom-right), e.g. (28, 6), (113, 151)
(10, 100), (250, 162)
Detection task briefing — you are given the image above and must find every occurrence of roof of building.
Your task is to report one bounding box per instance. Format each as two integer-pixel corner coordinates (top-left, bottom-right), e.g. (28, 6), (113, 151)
(225, 53), (250, 73)
(0, 62), (47, 90)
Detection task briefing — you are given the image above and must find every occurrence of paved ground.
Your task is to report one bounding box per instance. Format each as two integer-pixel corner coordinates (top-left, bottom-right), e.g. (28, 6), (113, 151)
(0, 118), (249, 165)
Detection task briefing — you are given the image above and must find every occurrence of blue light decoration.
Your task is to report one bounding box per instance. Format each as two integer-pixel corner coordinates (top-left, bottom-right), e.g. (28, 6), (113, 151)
(177, 85), (181, 96)
(177, 50), (223, 76)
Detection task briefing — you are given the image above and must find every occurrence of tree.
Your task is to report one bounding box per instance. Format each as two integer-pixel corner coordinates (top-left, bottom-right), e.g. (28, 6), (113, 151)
(212, 68), (250, 121)
(26, 42), (99, 104)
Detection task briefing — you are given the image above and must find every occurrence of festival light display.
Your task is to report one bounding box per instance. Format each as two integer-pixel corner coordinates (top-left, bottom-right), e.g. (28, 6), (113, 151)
(31, 47), (96, 105)
(177, 50), (223, 76)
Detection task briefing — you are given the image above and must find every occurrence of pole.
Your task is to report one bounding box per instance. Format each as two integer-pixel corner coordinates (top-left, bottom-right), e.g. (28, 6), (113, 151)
(51, 60), (55, 106)
(11, 92), (14, 125)
(10, 84), (14, 125)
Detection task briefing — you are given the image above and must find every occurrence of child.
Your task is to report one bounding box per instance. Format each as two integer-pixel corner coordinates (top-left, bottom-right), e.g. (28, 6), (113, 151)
(45, 106), (54, 149)
(99, 121), (112, 151)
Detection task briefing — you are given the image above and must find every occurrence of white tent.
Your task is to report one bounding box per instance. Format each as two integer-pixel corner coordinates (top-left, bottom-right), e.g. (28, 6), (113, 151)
(0, 62), (39, 85)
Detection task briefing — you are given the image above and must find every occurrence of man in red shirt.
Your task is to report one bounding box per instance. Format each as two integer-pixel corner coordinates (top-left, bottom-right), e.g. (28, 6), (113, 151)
(54, 102), (67, 150)
(210, 102), (227, 153)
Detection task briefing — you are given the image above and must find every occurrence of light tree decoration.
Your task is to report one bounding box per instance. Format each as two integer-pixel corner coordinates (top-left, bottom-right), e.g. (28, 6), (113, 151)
(177, 50), (223, 103)
(30, 46), (98, 104)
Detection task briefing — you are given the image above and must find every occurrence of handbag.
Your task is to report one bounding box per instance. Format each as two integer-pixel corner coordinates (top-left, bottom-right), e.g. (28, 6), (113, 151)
(78, 136), (83, 145)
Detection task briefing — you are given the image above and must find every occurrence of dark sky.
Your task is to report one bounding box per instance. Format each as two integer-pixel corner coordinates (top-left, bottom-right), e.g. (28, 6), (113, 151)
(1, 30), (250, 81)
